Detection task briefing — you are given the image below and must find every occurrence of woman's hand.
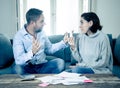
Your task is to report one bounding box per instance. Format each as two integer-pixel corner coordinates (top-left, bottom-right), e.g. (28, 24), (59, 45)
(68, 37), (75, 50)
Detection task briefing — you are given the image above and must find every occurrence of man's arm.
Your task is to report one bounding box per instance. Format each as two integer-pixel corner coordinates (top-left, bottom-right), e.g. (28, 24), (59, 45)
(13, 37), (33, 65)
(45, 33), (69, 54)
(45, 37), (67, 54)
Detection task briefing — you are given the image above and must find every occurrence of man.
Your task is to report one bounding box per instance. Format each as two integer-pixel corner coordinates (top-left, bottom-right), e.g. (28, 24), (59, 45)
(13, 8), (68, 78)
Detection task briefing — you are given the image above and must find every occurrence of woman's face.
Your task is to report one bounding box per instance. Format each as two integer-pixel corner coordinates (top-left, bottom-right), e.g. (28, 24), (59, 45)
(79, 17), (92, 34)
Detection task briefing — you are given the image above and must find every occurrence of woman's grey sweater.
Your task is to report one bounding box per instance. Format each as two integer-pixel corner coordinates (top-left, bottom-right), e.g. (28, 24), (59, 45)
(71, 30), (113, 74)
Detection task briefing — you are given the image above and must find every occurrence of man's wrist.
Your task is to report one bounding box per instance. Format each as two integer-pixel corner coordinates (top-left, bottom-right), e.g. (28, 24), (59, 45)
(32, 50), (35, 56)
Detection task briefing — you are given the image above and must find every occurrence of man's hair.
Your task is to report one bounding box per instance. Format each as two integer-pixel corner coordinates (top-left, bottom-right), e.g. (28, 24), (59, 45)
(26, 8), (43, 24)
(81, 12), (102, 33)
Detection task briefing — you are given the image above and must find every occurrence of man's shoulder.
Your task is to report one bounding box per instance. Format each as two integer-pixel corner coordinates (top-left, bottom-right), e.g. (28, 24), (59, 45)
(14, 28), (26, 39)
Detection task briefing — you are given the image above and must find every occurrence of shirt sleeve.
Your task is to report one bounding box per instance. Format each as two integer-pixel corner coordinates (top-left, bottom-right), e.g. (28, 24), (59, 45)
(44, 36), (68, 54)
(13, 36), (33, 65)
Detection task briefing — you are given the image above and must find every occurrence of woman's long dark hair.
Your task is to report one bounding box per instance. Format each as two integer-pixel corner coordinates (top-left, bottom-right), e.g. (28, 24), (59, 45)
(81, 12), (102, 33)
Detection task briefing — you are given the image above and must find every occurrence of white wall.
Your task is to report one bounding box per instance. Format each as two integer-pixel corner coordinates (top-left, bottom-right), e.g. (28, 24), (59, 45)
(0, 0), (119, 38)
(0, 0), (17, 39)
(93, 0), (120, 38)
(56, 0), (80, 34)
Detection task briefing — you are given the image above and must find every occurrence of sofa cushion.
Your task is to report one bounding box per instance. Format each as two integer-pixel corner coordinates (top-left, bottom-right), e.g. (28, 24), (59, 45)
(0, 34), (14, 69)
(64, 47), (71, 62)
(48, 35), (64, 43)
(48, 35), (65, 60)
(114, 35), (120, 64)
(113, 65), (120, 78)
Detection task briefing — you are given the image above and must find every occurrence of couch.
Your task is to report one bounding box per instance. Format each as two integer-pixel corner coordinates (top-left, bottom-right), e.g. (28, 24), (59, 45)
(0, 33), (120, 78)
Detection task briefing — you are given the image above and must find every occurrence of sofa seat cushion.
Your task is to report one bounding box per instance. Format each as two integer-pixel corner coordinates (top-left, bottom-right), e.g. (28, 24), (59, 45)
(114, 35), (120, 64)
(0, 34), (14, 69)
(112, 65), (120, 78)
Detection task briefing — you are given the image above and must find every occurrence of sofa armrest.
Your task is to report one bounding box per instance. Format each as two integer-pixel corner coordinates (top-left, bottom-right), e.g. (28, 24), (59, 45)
(0, 34), (14, 69)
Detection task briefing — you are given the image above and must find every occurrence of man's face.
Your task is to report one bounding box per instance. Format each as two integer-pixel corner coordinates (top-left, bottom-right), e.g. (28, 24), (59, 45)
(34, 14), (45, 33)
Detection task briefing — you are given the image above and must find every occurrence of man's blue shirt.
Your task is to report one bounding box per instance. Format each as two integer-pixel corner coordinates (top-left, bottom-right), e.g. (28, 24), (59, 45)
(13, 25), (67, 65)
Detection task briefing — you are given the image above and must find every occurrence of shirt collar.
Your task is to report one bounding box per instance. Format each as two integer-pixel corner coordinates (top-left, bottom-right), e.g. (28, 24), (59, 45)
(21, 24), (29, 36)
(21, 24), (44, 38)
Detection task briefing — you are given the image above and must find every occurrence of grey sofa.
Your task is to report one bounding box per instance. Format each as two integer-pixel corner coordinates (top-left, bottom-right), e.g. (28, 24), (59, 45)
(0, 33), (120, 78)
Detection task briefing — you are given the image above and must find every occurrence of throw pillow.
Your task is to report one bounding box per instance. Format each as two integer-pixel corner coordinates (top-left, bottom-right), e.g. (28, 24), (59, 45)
(0, 34), (14, 68)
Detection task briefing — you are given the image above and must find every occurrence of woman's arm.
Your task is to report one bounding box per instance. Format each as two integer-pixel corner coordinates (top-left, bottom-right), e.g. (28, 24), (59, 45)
(70, 35), (82, 63)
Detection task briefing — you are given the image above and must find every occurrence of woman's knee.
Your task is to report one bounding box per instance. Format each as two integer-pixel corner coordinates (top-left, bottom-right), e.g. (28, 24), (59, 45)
(72, 66), (80, 73)
(72, 67), (94, 74)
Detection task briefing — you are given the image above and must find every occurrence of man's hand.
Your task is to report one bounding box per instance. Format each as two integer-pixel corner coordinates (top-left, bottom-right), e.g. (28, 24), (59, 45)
(63, 32), (69, 44)
(32, 38), (41, 55)
(69, 65), (76, 69)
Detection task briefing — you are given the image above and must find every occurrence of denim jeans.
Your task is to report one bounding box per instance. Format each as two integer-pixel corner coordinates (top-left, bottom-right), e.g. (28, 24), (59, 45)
(66, 66), (94, 74)
(15, 58), (65, 75)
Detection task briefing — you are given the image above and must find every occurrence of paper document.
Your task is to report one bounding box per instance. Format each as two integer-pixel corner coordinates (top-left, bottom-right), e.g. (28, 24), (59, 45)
(36, 71), (93, 85)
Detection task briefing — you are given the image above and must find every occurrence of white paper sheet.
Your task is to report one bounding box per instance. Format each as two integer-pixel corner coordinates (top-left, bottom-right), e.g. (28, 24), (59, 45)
(36, 71), (92, 85)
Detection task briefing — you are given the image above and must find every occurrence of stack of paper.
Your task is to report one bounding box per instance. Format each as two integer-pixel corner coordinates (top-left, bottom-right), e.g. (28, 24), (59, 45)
(36, 71), (93, 85)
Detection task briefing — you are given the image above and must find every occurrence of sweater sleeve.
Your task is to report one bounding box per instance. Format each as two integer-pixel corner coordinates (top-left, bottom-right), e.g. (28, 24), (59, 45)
(70, 35), (82, 63)
(90, 36), (113, 71)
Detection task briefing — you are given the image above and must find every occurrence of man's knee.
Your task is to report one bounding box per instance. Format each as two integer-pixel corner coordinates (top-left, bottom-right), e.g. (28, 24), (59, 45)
(53, 58), (65, 72)
(58, 58), (65, 71)
(15, 64), (25, 75)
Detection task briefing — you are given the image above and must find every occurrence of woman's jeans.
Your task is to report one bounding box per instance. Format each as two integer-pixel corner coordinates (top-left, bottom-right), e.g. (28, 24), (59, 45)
(66, 66), (94, 74)
(15, 58), (65, 75)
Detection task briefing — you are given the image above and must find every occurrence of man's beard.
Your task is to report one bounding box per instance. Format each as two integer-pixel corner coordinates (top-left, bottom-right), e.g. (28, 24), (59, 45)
(35, 28), (42, 33)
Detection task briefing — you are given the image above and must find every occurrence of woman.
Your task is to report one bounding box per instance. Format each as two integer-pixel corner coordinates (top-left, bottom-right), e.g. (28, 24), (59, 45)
(68, 12), (113, 74)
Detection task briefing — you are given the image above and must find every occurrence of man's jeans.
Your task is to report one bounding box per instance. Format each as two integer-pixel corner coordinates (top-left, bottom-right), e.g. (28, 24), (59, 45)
(15, 58), (65, 75)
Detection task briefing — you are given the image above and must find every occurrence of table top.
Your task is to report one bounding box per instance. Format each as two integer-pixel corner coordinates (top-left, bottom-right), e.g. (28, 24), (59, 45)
(0, 74), (120, 88)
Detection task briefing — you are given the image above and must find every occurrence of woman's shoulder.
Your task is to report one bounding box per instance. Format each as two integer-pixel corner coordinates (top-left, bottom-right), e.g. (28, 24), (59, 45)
(98, 31), (111, 46)
(99, 31), (109, 40)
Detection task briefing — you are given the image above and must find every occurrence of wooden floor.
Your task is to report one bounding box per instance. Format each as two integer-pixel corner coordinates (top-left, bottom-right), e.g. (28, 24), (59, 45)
(0, 74), (120, 88)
